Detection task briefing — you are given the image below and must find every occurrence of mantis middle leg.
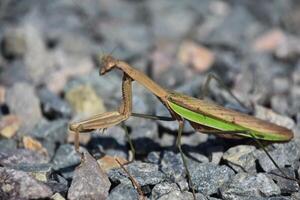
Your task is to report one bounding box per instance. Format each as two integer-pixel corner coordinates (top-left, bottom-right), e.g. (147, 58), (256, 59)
(201, 73), (251, 112)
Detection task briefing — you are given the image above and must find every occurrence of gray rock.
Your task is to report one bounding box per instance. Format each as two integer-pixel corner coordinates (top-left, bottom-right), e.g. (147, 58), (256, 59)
(108, 161), (166, 186)
(1, 27), (26, 58)
(90, 126), (128, 159)
(108, 184), (139, 200)
(97, 21), (152, 55)
(256, 140), (300, 172)
(291, 192), (300, 200)
(151, 182), (179, 199)
(220, 173), (281, 199)
(147, 0), (196, 39)
(52, 144), (81, 171)
(37, 88), (72, 119)
(198, 6), (263, 50)
(68, 151), (111, 200)
(5, 82), (42, 134)
(127, 118), (160, 155)
(189, 162), (235, 195)
(0, 149), (49, 167)
(222, 145), (257, 173)
(271, 94), (289, 115)
(156, 190), (205, 200)
(22, 23), (54, 84)
(0, 167), (53, 199)
(11, 163), (52, 183)
(160, 151), (185, 182)
(268, 167), (299, 194)
(0, 139), (17, 152)
(30, 119), (69, 144)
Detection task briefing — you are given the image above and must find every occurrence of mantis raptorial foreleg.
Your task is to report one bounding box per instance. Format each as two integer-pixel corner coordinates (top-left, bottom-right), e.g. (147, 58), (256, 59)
(69, 74), (133, 153)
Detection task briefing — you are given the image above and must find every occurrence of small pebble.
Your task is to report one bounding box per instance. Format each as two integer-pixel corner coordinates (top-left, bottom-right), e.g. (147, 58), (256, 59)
(65, 84), (106, 117)
(178, 40), (215, 72)
(0, 114), (21, 138)
(23, 136), (47, 155)
(51, 193), (66, 200)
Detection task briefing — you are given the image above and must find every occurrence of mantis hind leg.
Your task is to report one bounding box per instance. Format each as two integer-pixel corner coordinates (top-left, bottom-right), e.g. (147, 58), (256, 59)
(200, 73), (251, 112)
(198, 128), (299, 184)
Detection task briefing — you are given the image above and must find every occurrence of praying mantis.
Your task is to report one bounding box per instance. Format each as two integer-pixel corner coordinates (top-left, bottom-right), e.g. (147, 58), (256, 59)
(69, 55), (295, 198)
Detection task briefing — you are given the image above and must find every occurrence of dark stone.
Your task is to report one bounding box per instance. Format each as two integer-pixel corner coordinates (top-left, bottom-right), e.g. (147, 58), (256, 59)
(0, 167), (53, 199)
(52, 144), (81, 171)
(37, 87), (72, 119)
(108, 161), (165, 186)
(30, 119), (69, 144)
(108, 184), (139, 200)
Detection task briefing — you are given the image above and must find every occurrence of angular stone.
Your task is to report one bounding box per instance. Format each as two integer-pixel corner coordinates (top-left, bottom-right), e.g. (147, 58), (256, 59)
(222, 145), (257, 173)
(30, 119), (68, 144)
(11, 163), (53, 182)
(220, 173), (281, 199)
(268, 167), (299, 194)
(107, 184), (139, 200)
(151, 182), (179, 199)
(108, 161), (165, 186)
(256, 140), (300, 172)
(52, 144), (81, 171)
(67, 151), (111, 200)
(157, 190), (205, 200)
(189, 162), (235, 195)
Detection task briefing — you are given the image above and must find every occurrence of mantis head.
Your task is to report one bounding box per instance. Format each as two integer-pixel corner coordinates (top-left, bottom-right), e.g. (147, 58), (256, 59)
(100, 55), (119, 75)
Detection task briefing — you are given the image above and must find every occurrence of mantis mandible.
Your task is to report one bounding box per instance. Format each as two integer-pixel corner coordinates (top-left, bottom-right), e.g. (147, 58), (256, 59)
(69, 55), (295, 197)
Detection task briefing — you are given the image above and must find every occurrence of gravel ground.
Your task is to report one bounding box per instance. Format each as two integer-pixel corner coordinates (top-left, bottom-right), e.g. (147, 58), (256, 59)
(0, 0), (300, 199)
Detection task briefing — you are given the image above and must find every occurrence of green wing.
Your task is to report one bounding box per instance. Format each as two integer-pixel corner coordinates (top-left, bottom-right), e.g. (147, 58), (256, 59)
(167, 92), (293, 141)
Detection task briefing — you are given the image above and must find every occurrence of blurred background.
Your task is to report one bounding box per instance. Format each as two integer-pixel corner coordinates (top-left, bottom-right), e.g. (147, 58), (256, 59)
(0, 0), (300, 199)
